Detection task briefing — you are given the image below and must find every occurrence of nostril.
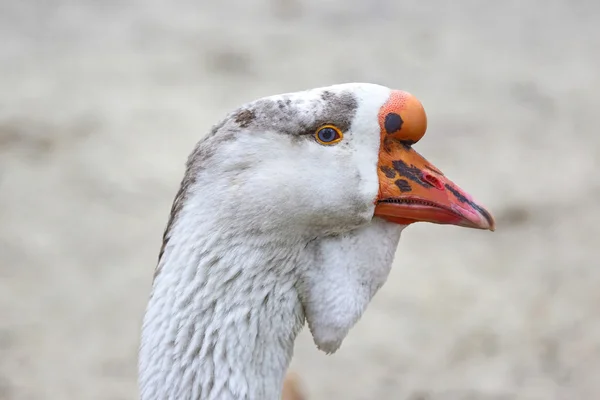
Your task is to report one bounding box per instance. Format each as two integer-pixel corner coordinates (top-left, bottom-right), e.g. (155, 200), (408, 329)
(422, 172), (444, 190)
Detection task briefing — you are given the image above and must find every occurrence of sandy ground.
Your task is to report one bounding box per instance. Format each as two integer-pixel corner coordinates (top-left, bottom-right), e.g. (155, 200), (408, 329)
(1, 1), (600, 399)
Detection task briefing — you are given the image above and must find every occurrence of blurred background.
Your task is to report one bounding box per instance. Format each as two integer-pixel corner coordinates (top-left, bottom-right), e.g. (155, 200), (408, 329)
(1, 0), (599, 399)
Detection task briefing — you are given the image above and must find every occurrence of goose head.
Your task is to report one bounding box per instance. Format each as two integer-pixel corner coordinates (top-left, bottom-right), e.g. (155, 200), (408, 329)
(181, 83), (493, 238)
(141, 83), (494, 400)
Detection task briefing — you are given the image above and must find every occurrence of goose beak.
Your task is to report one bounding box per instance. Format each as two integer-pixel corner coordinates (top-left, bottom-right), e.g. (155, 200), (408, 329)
(374, 140), (495, 231)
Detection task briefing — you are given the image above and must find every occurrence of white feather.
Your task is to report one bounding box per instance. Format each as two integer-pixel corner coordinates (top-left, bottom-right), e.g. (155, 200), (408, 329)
(139, 83), (405, 400)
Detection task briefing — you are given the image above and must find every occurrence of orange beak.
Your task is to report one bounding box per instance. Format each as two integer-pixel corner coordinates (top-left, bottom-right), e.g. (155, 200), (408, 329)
(373, 90), (495, 231)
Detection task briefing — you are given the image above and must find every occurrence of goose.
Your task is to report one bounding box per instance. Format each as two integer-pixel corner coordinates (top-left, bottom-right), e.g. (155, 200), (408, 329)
(138, 83), (495, 400)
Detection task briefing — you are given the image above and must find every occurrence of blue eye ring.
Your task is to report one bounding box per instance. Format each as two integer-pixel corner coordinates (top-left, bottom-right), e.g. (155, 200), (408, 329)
(315, 125), (343, 145)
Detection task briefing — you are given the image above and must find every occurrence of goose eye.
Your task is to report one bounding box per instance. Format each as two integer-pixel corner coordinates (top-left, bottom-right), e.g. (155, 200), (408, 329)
(315, 125), (343, 145)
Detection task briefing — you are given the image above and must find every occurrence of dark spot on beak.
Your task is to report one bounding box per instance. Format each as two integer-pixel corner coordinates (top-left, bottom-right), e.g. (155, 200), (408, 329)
(392, 160), (430, 188)
(379, 166), (397, 179)
(400, 140), (414, 150)
(394, 179), (412, 192)
(445, 183), (495, 228)
(444, 184), (468, 203)
(384, 112), (404, 134)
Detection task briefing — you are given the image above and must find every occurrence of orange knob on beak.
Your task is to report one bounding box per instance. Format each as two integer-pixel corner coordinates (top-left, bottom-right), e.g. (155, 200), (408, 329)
(374, 90), (495, 231)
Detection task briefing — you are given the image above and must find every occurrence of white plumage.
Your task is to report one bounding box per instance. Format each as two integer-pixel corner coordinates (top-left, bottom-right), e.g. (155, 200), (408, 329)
(138, 83), (494, 400)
